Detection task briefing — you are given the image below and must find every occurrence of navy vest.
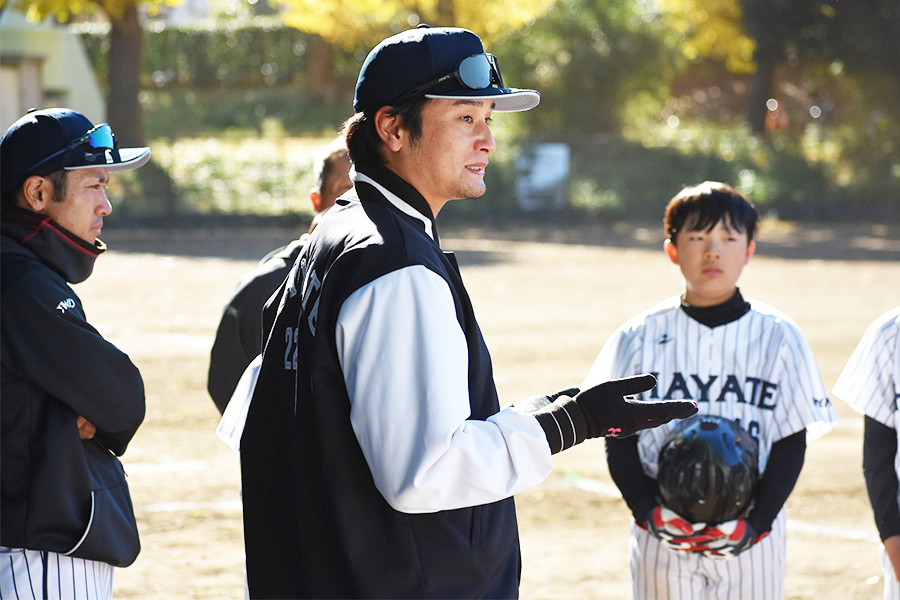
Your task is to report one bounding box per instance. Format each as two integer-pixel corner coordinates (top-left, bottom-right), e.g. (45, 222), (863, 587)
(241, 169), (520, 598)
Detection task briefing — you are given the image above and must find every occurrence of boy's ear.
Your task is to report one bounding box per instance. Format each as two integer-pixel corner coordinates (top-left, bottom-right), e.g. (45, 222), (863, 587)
(664, 239), (679, 264)
(745, 239), (756, 263)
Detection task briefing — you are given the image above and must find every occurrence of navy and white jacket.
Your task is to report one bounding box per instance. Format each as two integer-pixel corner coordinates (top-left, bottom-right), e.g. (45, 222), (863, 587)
(241, 163), (552, 598)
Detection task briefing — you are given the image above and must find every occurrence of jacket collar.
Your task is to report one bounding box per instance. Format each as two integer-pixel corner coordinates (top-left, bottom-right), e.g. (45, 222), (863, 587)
(680, 288), (751, 328)
(0, 206), (104, 283)
(354, 163), (439, 243)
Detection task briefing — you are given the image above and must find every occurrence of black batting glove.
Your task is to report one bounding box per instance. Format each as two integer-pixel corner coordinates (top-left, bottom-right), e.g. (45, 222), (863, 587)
(515, 387), (581, 413)
(521, 375), (698, 454)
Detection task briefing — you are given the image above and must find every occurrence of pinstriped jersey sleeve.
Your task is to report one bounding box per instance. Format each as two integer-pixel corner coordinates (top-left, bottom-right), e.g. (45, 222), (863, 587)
(766, 310), (839, 442)
(583, 298), (838, 477)
(833, 306), (900, 427)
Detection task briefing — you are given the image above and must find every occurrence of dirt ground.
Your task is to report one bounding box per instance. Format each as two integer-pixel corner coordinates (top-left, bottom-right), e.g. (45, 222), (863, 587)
(71, 219), (899, 599)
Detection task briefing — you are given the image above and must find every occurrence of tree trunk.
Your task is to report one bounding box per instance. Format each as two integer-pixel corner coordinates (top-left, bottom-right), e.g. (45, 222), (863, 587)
(107, 4), (144, 146)
(308, 36), (337, 107)
(436, 0), (456, 26)
(746, 49), (776, 135)
(107, 4), (178, 221)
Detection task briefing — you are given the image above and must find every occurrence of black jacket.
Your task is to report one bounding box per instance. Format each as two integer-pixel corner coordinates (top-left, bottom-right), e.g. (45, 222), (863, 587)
(1, 207), (145, 550)
(207, 236), (307, 413)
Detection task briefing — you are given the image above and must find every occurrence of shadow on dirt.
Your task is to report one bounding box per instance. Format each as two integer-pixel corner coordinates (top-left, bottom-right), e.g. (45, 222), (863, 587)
(100, 215), (900, 266)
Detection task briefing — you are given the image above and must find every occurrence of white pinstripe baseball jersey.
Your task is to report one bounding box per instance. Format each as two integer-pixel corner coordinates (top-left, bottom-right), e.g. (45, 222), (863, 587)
(0, 547), (113, 599)
(833, 306), (900, 600)
(584, 297), (838, 476)
(629, 510), (788, 600)
(833, 306), (900, 429)
(583, 296), (838, 599)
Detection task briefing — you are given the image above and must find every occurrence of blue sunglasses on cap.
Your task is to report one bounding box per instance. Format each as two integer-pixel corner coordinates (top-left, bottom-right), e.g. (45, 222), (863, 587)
(25, 123), (118, 175)
(394, 53), (504, 105)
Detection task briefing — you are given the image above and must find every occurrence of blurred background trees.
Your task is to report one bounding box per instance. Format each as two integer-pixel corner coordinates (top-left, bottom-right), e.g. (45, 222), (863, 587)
(275, 0), (556, 106)
(2, 0), (897, 222)
(9, 0), (185, 146)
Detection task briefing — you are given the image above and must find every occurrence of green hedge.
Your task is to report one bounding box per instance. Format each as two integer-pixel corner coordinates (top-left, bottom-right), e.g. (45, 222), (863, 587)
(76, 18), (362, 137)
(76, 19), (898, 223)
(79, 18), (330, 91)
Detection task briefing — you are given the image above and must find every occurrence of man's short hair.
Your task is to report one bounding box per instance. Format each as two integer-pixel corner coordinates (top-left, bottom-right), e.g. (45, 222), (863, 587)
(0, 169), (67, 208)
(665, 181), (759, 243)
(1, 186), (18, 208)
(343, 96), (428, 169)
(314, 138), (350, 194)
(44, 170), (69, 204)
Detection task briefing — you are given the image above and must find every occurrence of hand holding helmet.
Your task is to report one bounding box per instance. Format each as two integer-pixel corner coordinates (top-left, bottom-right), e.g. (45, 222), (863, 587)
(686, 519), (765, 559)
(642, 506), (708, 551)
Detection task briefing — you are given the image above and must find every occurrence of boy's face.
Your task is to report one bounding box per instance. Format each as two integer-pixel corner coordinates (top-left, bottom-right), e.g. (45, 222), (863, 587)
(665, 218), (755, 307)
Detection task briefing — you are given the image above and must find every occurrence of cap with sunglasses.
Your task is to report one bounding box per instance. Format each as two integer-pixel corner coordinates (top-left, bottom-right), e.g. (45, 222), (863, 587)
(1, 108), (151, 196)
(353, 25), (539, 113)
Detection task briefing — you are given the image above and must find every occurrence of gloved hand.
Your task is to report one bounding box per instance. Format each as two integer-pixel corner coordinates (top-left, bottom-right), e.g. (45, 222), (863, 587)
(519, 374), (698, 454)
(515, 387), (581, 413)
(684, 519), (764, 559)
(641, 506), (709, 551)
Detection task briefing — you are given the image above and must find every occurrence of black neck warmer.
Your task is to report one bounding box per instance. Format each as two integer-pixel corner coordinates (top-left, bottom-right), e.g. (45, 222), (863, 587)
(1, 206), (104, 284)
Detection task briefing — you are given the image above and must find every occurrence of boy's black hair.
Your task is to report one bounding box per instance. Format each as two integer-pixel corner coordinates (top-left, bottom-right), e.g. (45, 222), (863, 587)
(665, 181), (759, 244)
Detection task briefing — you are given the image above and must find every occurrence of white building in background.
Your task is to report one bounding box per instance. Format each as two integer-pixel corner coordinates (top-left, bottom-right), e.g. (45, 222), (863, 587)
(162, 0), (212, 27)
(0, 9), (105, 131)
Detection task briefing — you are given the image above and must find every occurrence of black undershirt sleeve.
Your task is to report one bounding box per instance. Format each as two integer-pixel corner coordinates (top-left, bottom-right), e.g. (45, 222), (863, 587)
(864, 416), (900, 542)
(605, 436), (658, 525)
(746, 429), (806, 534)
(607, 289), (807, 532)
(607, 428), (812, 535)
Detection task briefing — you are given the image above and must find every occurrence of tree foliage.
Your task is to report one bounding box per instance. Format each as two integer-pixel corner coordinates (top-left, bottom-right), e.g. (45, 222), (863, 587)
(275, 0), (556, 46)
(655, 0), (900, 133)
(655, 0), (755, 73)
(8, 0), (176, 21)
(657, 0), (900, 76)
(494, 0), (677, 135)
(6, 0), (183, 146)
(6, 0), (185, 213)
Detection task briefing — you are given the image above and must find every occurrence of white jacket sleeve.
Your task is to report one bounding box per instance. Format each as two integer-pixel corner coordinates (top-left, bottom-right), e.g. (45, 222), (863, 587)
(336, 265), (554, 513)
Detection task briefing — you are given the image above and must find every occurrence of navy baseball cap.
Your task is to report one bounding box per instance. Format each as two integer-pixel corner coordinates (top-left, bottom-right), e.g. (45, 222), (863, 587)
(1, 108), (151, 196)
(353, 25), (540, 113)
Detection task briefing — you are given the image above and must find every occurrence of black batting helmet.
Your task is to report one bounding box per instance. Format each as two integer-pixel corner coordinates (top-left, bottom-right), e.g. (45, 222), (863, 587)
(657, 414), (759, 525)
